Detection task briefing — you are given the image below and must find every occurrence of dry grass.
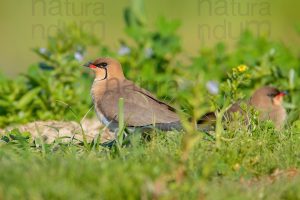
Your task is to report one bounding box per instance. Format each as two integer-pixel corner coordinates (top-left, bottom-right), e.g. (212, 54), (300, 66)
(0, 119), (115, 144)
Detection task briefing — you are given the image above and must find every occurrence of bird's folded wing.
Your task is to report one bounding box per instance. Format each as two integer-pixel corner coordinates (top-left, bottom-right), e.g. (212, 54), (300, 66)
(98, 84), (180, 127)
(122, 80), (177, 112)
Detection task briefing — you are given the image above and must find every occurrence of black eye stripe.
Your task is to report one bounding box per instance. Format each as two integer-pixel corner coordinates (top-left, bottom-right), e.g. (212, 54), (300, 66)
(267, 92), (279, 97)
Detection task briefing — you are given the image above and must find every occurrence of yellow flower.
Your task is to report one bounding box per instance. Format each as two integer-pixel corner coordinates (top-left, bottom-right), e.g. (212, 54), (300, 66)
(237, 64), (248, 72)
(233, 163), (240, 171)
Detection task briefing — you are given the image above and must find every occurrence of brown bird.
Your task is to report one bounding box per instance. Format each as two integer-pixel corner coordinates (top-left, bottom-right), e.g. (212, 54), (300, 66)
(198, 86), (287, 130)
(84, 57), (181, 133)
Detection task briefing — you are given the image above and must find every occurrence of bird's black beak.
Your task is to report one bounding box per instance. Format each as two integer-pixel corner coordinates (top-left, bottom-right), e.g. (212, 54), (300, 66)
(83, 61), (93, 67)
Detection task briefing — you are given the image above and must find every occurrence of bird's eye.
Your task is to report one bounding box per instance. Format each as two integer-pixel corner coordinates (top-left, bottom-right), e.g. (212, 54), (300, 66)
(95, 62), (108, 68)
(101, 62), (108, 67)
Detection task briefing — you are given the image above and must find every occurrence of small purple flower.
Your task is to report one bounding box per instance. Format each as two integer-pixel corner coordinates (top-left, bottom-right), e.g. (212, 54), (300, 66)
(74, 52), (83, 61)
(206, 81), (219, 95)
(144, 48), (153, 58)
(118, 45), (131, 56)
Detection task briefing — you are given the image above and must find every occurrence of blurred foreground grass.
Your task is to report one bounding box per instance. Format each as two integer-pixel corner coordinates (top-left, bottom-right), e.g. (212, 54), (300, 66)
(0, 128), (300, 199)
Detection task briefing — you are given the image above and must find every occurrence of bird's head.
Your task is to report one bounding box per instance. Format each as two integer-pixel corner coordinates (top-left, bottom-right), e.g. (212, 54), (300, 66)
(250, 86), (287, 107)
(83, 57), (125, 81)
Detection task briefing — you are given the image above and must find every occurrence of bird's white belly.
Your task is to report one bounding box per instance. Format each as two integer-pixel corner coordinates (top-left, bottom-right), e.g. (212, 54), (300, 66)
(95, 106), (111, 126)
(91, 87), (111, 126)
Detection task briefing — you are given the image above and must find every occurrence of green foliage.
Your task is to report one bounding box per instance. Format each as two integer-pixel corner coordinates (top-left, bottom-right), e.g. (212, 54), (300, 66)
(0, 25), (99, 126)
(98, 1), (182, 103)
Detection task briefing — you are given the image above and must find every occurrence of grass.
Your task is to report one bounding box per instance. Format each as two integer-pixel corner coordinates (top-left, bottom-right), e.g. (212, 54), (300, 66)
(0, 124), (299, 199)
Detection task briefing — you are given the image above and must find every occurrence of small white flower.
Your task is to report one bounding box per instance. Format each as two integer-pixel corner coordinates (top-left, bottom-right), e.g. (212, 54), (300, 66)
(206, 81), (219, 95)
(269, 48), (276, 55)
(118, 45), (131, 56)
(39, 48), (47, 54)
(144, 48), (153, 58)
(74, 52), (83, 61)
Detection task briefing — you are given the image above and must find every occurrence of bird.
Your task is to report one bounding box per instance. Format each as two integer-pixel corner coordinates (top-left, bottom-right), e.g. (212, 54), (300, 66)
(83, 57), (182, 133)
(249, 86), (287, 129)
(198, 86), (287, 130)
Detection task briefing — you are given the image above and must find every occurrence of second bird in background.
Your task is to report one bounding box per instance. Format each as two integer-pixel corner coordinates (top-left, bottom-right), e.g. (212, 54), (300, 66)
(198, 86), (287, 130)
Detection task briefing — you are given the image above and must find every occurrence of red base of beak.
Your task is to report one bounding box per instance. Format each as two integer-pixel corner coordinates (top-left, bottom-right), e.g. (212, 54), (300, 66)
(276, 92), (286, 98)
(89, 65), (97, 69)
(280, 92), (286, 97)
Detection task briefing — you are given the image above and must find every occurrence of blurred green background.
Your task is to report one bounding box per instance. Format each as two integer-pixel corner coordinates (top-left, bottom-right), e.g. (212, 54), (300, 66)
(1, 0), (300, 77)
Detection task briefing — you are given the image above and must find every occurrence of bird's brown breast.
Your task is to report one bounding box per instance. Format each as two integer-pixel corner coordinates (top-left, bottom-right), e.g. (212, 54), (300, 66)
(250, 95), (286, 129)
(255, 105), (286, 129)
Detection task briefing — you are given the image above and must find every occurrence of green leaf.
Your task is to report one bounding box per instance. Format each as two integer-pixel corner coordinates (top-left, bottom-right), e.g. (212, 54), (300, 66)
(16, 87), (41, 109)
(0, 100), (10, 108)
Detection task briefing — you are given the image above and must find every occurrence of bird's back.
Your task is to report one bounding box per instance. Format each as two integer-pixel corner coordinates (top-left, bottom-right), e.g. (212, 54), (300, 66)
(96, 79), (180, 127)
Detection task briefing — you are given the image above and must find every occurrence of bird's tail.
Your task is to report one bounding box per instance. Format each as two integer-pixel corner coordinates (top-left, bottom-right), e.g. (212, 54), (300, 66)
(196, 112), (216, 132)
